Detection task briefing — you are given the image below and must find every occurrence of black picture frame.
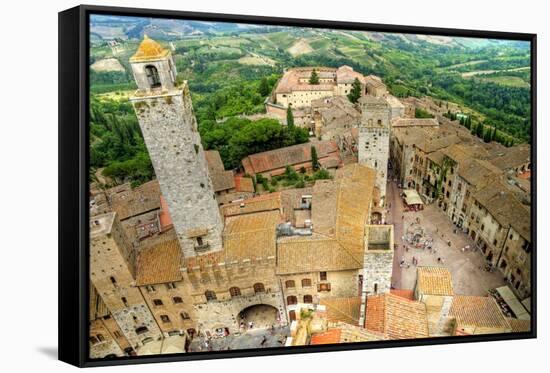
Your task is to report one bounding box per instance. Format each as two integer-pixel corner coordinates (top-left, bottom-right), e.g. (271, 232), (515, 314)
(58, 4), (537, 368)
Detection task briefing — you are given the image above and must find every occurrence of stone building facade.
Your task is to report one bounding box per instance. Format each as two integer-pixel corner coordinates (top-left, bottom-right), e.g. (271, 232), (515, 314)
(90, 212), (163, 352)
(129, 37), (223, 258)
(388, 102), (532, 299)
(357, 96), (392, 204)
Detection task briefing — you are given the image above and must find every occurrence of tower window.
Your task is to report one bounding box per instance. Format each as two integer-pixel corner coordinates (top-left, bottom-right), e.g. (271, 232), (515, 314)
(145, 65), (161, 89)
(229, 287), (241, 298)
(173, 296), (183, 304)
(205, 290), (217, 301)
(253, 283), (265, 294)
(160, 315), (171, 323)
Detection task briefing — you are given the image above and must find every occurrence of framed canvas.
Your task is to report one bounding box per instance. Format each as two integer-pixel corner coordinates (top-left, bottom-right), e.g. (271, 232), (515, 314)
(58, 4), (536, 367)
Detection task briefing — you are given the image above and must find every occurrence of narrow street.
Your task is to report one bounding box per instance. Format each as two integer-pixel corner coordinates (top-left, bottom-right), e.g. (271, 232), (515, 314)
(385, 174), (405, 289)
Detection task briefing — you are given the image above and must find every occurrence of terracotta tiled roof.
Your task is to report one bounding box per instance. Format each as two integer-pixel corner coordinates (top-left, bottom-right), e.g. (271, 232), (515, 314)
(336, 65), (366, 84)
(221, 193), (282, 217)
(489, 144), (530, 171)
(449, 296), (511, 331)
(234, 176), (255, 193)
(365, 293), (429, 339)
(458, 159), (502, 188)
(357, 95), (388, 106)
(336, 322), (388, 342)
(203, 150), (236, 192)
(276, 164), (376, 274)
(390, 289), (415, 300)
(130, 35), (170, 62)
(416, 267), (453, 296)
(392, 118), (438, 128)
(204, 150), (225, 173)
(158, 195), (173, 231)
(274, 67), (339, 94)
(507, 318), (531, 333)
(109, 180), (161, 220)
(320, 297), (362, 325)
(474, 182), (530, 240)
(277, 236), (361, 274)
(136, 239), (182, 286)
(334, 165), (377, 262)
(241, 141), (340, 175)
(415, 133), (461, 153)
(210, 170), (235, 192)
(364, 75), (386, 89)
(223, 210), (281, 261)
(310, 329), (342, 345)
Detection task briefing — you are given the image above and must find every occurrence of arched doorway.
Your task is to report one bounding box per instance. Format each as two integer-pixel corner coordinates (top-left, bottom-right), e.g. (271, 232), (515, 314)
(238, 304), (279, 330)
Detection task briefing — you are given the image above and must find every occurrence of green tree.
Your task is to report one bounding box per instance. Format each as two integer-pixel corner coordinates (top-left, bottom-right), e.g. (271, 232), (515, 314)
(470, 122), (477, 135)
(313, 169), (331, 180)
(286, 106), (295, 128)
(476, 122), (485, 138)
(311, 145), (320, 171)
(259, 77), (270, 97)
(347, 78), (362, 103)
(309, 69), (319, 85)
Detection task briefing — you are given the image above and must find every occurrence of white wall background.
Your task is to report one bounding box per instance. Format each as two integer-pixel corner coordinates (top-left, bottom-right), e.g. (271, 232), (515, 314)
(0, 0), (546, 371)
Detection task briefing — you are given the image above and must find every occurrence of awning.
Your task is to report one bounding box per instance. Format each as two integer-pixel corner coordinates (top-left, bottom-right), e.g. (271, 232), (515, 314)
(403, 189), (423, 206)
(496, 286), (530, 320)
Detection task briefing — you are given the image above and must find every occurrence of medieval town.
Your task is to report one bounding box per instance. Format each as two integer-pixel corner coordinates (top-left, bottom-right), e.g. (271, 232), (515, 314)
(88, 36), (531, 358)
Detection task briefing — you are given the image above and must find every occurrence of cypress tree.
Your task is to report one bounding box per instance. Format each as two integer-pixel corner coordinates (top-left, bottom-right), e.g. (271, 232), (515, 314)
(259, 77), (270, 96)
(309, 69), (319, 85)
(286, 106), (295, 129)
(311, 145), (320, 171)
(347, 78), (362, 103)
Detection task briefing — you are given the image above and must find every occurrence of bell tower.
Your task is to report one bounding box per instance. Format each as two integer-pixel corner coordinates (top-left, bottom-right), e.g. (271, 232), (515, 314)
(129, 36), (223, 258)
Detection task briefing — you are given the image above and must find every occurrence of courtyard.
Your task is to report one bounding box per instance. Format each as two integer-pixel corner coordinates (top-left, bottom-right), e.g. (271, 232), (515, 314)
(386, 180), (506, 295)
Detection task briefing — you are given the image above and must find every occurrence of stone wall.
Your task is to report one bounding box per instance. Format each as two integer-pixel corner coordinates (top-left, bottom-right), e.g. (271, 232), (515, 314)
(362, 225), (394, 295)
(111, 302), (163, 348)
(358, 102), (391, 204)
(498, 227), (531, 299)
(131, 83), (224, 258)
(139, 281), (197, 337)
(90, 213), (163, 349)
(181, 257), (287, 334)
(89, 319), (124, 359)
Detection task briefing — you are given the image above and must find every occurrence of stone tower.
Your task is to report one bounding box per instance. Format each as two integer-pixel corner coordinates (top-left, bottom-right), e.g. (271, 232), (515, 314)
(129, 36), (223, 258)
(90, 212), (162, 348)
(358, 95), (391, 206)
(358, 225), (394, 326)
